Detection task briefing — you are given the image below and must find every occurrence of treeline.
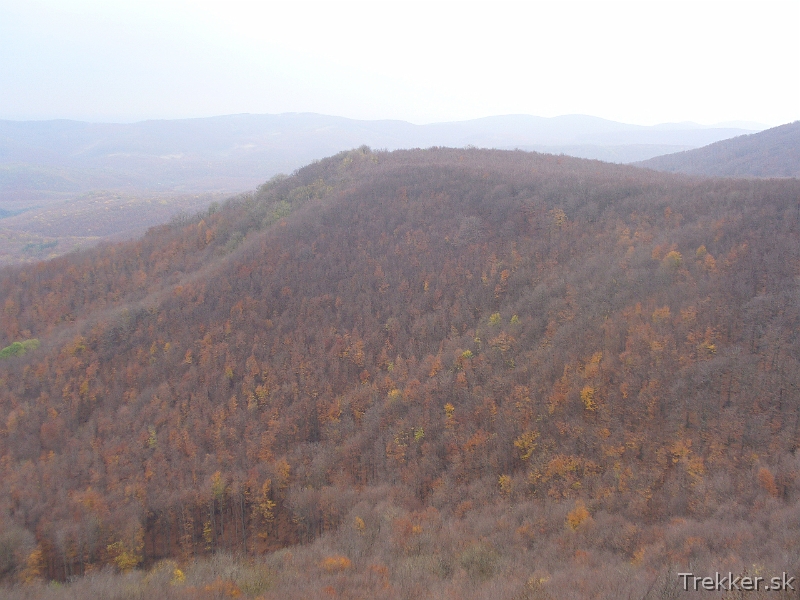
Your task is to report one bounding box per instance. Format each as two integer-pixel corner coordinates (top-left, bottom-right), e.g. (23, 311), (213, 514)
(1, 148), (799, 596)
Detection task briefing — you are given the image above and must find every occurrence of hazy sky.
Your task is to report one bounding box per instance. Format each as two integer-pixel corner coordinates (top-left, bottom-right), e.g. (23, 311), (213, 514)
(1, 0), (798, 126)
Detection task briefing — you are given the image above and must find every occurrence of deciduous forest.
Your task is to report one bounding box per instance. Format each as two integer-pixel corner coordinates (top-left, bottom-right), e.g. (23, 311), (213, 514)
(1, 147), (799, 598)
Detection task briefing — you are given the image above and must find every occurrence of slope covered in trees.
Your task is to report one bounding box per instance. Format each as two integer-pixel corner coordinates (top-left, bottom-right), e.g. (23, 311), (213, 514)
(638, 120), (800, 177)
(1, 148), (799, 598)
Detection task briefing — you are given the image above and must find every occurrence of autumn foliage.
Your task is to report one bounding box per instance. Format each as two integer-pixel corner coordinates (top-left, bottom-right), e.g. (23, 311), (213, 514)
(1, 147), (799, 597)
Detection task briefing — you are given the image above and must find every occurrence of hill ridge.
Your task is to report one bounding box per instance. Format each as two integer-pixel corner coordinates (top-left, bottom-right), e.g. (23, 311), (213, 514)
(637, 120), (800, 177)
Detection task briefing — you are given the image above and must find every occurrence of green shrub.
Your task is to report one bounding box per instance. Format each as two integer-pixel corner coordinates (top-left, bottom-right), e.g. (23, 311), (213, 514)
(0, 339), (39, 360)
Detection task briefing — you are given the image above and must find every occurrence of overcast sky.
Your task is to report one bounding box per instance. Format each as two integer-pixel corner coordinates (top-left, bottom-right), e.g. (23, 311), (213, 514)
(1, 0), (798, 126)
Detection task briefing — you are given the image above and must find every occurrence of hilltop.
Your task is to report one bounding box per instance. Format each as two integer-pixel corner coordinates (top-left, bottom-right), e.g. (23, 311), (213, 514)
(0, 148), (799, 598)
(0, 114), (759, 266)
(638, 121), (800, 177)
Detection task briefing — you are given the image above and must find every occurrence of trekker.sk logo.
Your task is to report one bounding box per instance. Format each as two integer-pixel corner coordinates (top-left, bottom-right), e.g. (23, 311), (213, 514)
(678, 572), (796, 592)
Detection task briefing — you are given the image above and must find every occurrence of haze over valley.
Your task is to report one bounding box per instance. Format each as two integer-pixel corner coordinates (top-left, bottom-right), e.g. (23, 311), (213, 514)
(0, 112), (760, 204)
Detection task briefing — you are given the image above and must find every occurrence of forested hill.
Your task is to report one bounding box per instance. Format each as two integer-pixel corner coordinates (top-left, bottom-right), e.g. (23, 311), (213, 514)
(638, 120), (800, 177)
(1, 148), (799, 598)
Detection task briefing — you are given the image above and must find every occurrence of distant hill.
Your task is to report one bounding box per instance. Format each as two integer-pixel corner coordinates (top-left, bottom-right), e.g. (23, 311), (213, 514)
(637, 120), (800, 177)
(0, 114), (757, 207)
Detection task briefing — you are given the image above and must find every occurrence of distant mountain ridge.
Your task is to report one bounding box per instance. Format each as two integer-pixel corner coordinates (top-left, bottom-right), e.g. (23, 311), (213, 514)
(637, 121), (800, 177)
(0, 113), (758, 206)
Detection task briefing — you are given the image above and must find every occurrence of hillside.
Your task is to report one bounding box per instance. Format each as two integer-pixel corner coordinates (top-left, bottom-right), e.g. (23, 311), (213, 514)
(1, 148), (799, 598)
(0, 114), (756, 208)
(638, 121), (800, 177)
